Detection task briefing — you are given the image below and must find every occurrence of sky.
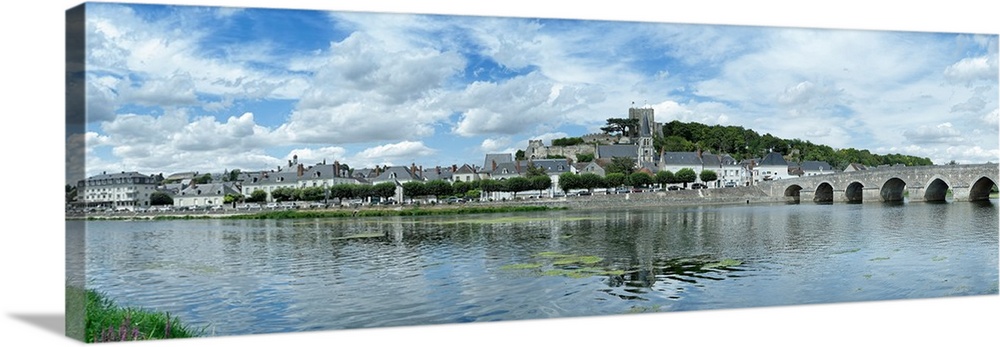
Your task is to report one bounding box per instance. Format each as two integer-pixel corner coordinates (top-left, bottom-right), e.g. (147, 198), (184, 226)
(69, 2), (999, 181)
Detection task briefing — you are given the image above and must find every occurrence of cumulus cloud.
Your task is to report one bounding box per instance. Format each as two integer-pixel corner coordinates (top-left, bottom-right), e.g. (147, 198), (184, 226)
(91, 111), (287, 175)
(944, 56), (998, 85)
(480, 137), (511, 153)
(903, 122), (965, 144)
(280, 32), (464, 144)
(348, 141), (437, 168)
(450, 72), (598, 136)
(285, 147), (349, 165)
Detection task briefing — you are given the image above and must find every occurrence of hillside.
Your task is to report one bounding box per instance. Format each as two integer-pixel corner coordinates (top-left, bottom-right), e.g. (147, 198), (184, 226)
(656, 120), (933, 170)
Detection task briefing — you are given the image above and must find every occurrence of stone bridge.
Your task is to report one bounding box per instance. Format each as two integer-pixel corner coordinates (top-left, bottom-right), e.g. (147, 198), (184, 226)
(756, 164), (999, 203)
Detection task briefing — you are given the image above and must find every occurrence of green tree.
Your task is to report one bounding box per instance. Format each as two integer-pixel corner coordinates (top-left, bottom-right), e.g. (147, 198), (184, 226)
(525, 163), (548, 177)
(675, 168), (697, 187)
(601, 117), (640, 137)
(558, 172), (580, 193)
(246, 189), (268, 203)
(551, 137), (585, 146)
(352, 185), (374, 200)
(223, 193), (243, 204)
(193, 173), (213, 184)
(606, 157), (636, 175)
(149, 191), (173, 205)
(579, 173), (606, 193)
(330, 184), (356, 201)
(452, 181), (471, 197)
(424, 180), (453, 198)
(270, 187), (298, 202)
(576, 153), (595, 163)
(402, 181), (426, 200)
(655, 170), (675, 186)
(605, 172), (627, 188)
(515, 149), (526, 161)
(504, 177), (533, 198)
(299, 186), (327, 201)
(464, 189), (481, 201)
(530, 175), (552, 194)
(628, 172), (653, 188)
(699, 170), (718, 185)
(372, 182), (397, 200)
(479, 179), (501, 199)
(227, 169), (241, 182)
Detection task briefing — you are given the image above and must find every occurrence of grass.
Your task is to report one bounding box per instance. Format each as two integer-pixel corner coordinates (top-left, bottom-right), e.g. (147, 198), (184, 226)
(224, 205), (565, 220)
(69, 286), (203, 342)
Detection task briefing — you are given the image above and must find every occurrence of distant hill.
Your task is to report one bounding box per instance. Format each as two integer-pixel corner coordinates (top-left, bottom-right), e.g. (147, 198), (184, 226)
(656, 120), (933, 170)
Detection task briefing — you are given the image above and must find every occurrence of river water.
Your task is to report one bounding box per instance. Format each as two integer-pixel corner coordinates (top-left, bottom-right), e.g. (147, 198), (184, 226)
(70, 201), (999, 337)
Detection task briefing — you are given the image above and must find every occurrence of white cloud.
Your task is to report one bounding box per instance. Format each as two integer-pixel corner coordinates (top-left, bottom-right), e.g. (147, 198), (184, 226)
(480, 137), (511, 153)
(348, 141), (437, 168)
(903, 122), (965, 144)
(285, 147), (349, 165)
(451, 72), (598, 136)
(983, 108), (999, 128)
(280, 32), (464, 144)
(944, 56), (998, 85)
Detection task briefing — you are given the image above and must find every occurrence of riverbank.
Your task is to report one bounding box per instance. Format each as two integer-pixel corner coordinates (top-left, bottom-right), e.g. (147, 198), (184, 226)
(67, 204), (569, 221)
(66, 286), (203, 342)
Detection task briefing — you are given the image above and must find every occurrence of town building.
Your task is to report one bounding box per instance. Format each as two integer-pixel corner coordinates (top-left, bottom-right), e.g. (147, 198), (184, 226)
(77, 171), (162, 210)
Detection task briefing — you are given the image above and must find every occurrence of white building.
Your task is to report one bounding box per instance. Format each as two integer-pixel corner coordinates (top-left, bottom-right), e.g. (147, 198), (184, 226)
(77, 171), (161, 210)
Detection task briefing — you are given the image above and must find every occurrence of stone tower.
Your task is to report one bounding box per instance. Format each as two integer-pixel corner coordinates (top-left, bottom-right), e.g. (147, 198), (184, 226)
(629, 104), (659, 166)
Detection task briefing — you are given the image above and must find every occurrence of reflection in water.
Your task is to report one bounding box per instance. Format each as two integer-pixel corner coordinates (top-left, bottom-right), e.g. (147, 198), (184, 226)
(78, 201), (998, 336)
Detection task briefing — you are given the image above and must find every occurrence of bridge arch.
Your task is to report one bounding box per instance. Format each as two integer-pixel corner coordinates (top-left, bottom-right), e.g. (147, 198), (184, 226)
(784, 185), (802, 203)
(923, 176), (952, 202)
(880, 177), (907, 202)
(968, 176), (998, 202)
(814, 182), (834, 203)
(845, 182), (864, 203)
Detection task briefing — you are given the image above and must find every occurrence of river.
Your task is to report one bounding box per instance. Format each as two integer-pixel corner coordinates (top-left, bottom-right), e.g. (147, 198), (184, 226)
(69, 200), (999, 337)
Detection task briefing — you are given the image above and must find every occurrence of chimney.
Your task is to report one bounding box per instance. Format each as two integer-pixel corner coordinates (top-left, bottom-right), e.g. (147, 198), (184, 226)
(411, 163), (417, 175)
(334, 161), (341, 177)
(492, 160), (497, 171)
(297, 164), (304, 177)
(293, 154), (298, 165)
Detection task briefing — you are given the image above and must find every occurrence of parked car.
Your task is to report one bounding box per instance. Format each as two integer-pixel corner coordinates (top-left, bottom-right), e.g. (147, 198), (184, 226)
(724, 181), (738, 188)
(691, 183), (708, 189)
(667, 186), (682, 191)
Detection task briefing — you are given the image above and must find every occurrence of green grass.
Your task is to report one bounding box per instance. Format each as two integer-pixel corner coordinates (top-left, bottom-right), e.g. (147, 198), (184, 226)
(224, 205), (565, 220)
(70, 286), (204, 342)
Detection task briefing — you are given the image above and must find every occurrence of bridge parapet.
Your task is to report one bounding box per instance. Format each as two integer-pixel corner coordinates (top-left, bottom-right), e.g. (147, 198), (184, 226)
(756, 164), (998, 203)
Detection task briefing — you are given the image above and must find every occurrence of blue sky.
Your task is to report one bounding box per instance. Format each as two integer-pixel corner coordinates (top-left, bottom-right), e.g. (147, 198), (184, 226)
(72, 1), (999, 179)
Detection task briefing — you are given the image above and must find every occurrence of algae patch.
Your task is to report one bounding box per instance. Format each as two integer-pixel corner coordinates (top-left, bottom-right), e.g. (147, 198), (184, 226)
(703, 259), (742, 268)
(330, 232), (384, 240)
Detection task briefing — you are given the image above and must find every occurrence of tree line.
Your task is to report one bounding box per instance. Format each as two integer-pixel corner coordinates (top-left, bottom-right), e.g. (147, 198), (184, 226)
(653, 120), (933, 170)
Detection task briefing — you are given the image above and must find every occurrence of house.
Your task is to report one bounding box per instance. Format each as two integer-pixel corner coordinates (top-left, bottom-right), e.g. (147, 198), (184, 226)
(716, 154), (747, 187)
(797, 161), (835, 176)
(573, 161), (606, 177)
(844, 163), (868, 172)
(659, 151), (703, 183)
(77, 171), (162, 210)
(241, 156), (361, 202)
(452, 164), (479, 183)
(174, 182), (241, 208)
(525, 158), (573, 197)
(755, 151), (795, 182)
(595, 144), (640, 170)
